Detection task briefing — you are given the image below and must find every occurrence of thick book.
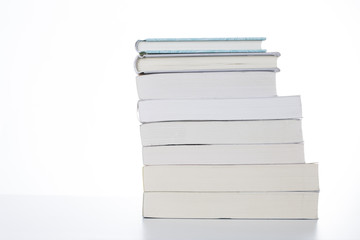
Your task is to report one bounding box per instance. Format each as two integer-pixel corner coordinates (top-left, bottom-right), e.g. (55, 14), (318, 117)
(138, 96), (302, 123)
(143, 143), (304, 165)
(143, 192), (319, 219)
(135, 37), (266, 54)
(141, 119), (303, 146)
(143, 164), (319, 192)
(134, 52), (280, 74)
(136, 71), (277, 100)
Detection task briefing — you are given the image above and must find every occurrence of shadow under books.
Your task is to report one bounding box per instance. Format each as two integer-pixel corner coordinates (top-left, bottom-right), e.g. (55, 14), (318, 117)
(142, 218), (318, 240)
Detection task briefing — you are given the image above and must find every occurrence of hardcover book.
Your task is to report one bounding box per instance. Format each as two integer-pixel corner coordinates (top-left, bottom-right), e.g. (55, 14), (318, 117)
(136, 37), (266, 54)
(135, 52), (280, 74)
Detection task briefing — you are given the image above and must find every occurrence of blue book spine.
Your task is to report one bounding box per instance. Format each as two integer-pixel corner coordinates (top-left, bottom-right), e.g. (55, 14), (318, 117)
(141, 49), (267, 55)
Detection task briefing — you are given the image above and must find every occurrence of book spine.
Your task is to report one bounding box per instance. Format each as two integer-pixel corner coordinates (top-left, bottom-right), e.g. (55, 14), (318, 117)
(135, 40), (142, 52)
(134, 55), (141, 74)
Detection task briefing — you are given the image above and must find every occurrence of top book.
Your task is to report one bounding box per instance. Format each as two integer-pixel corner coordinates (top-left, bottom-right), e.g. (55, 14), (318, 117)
(135, 37), (266, 54)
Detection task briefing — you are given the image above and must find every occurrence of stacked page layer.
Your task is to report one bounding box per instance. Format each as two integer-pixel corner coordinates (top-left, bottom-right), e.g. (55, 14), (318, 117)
(137, 72), (276, 99)
(143, 192), (319, 219)
(143, 143), (305, 165)
(138, 96), (301, 123)
(143, 164), (319, 192)
(141, 119), (303, 146)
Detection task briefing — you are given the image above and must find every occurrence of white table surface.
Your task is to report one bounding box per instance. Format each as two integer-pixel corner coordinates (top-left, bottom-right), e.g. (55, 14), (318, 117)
(1, 190), (359, 240)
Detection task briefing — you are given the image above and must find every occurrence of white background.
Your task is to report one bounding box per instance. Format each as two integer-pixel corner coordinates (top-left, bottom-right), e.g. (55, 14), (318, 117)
(1, 0), (360, 239)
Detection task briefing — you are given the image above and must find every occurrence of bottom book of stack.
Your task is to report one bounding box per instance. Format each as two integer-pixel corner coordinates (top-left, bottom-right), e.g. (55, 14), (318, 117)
(143, 164), (319, 219)
(144, 192), (318, 219)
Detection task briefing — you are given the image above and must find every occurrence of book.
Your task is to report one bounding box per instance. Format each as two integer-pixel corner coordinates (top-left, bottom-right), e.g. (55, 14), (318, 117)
(134, 52), (280, 74)
(141, 119), (303, 146)
(136, 71), (277, 100)
(143, 192), (319, 219)
(138, 96), (302, 123)
(143, 164), (319, 192)
(135, 37), (319, 220)
(135, 37), (266, 54)
(142, 143), (304, 165)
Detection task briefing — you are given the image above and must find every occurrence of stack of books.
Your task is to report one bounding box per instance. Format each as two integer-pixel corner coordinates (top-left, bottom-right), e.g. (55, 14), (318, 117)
(134, 38), (319, 219)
